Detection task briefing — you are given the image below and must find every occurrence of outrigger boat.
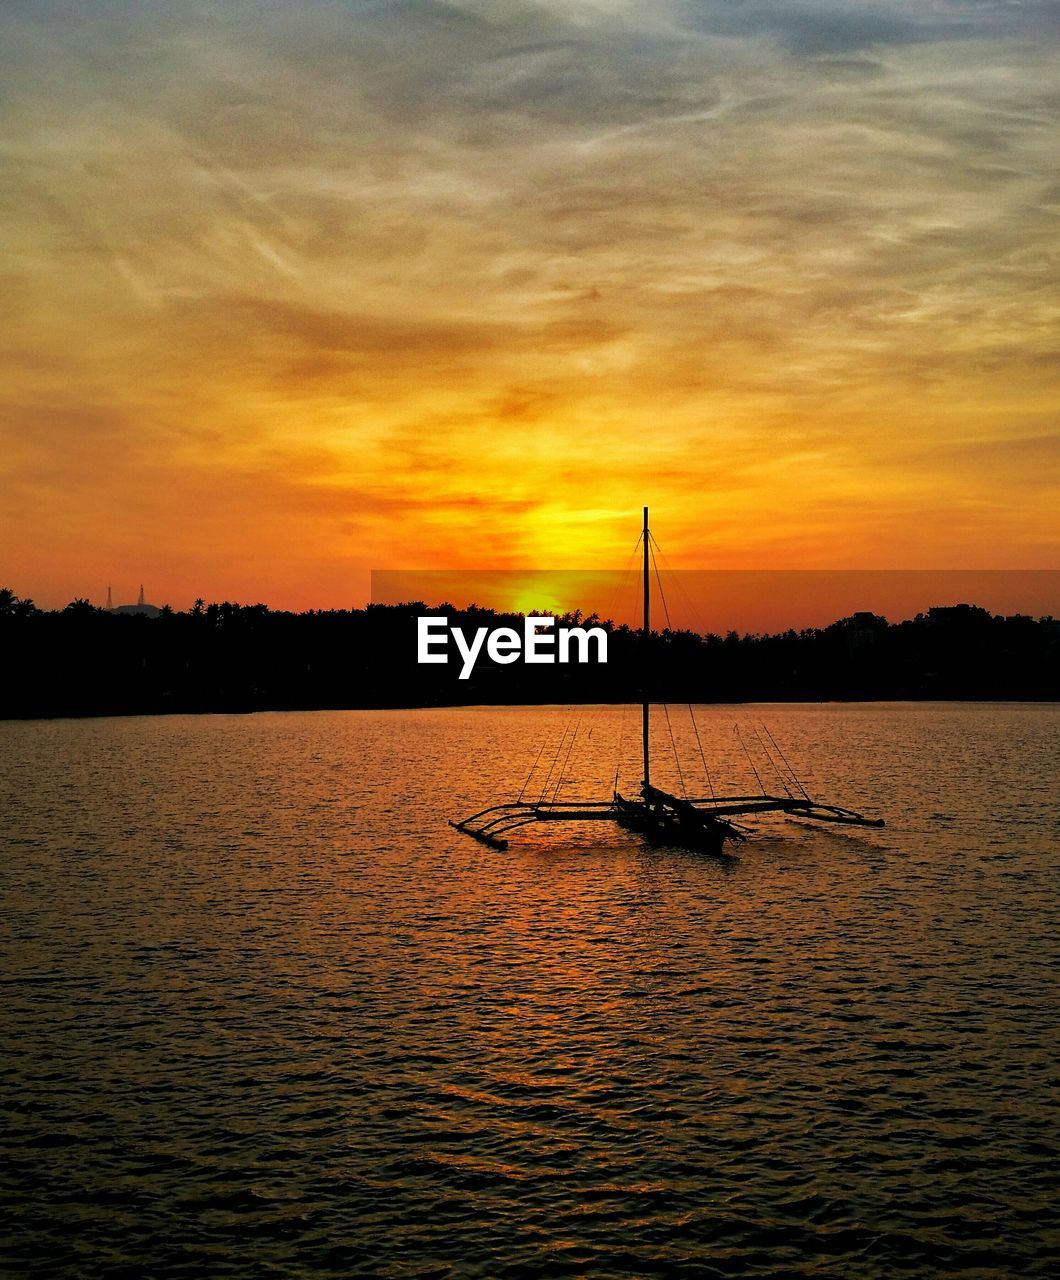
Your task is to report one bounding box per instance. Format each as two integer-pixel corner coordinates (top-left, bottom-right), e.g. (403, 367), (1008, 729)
(451, 509), (884, 855)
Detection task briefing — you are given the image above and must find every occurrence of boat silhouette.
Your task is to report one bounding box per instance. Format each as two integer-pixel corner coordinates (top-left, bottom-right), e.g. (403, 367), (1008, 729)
(451, 508), (884, 853)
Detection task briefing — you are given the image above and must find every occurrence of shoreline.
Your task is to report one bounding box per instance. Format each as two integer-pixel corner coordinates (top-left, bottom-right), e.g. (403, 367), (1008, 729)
(3, 693), (1057, 723)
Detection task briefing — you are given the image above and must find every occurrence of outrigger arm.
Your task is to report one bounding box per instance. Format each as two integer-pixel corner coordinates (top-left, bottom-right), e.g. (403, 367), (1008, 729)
(450, 786), (883, 853)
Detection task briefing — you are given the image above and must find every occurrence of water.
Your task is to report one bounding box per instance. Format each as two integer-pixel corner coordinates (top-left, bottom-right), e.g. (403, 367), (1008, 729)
(1, 703), (1057, 1278)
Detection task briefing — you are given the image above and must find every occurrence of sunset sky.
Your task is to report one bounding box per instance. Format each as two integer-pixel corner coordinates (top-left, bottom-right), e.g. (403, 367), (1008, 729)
(2, 0), (1057, 612)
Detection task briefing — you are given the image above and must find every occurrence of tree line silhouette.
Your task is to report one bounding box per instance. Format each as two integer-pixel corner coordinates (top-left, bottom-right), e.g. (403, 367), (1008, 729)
(0, 588), (1056, 718)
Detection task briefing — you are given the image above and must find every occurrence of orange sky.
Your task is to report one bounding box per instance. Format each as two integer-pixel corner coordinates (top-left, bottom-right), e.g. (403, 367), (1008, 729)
(1, 1), (1057, 613)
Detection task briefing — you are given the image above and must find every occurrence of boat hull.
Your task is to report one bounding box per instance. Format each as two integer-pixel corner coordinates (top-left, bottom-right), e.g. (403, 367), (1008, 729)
(613, 793), (741, 856)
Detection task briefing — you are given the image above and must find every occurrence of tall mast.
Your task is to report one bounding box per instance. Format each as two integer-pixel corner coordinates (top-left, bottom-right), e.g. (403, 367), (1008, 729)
(642, 505), (650, 790)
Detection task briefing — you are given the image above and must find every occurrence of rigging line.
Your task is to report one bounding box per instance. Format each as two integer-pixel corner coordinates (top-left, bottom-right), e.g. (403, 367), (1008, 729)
(551, 723), (580, 807)
(688, 704), (715, 800)
(536, 719), (572, 806)
(520, 528), (641, 811)
(661, 702), (688, 799)
(647, 539), (688, 798)
(588, 539), (641, 783)
(734, 722), (766, 795)
(752, 725), (793, 798)
(647, 536), (674, 631)
(518, 731), (553, 804)
(756, 723), (796, 800)
(586, 532), (641, 634)
(554, 555), (639, 803)
(535, 723), (566, 807)
(761, 721), (812, 802)
(533, 538), (632, 806)
(650, 530), (721, 802)
(653, 533), (717, 642)
(604, 532), (648, 794)
(651, 536), (714, 801)
(559, 527), (640, 803)
(648, 532), (708, 638)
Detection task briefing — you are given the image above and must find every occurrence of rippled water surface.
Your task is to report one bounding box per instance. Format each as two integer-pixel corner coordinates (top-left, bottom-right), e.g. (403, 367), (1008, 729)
(2, 703), (1058, 1278)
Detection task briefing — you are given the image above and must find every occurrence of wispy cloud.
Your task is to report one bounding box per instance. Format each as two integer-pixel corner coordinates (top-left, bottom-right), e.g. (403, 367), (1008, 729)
(1, 0), (1056, 605)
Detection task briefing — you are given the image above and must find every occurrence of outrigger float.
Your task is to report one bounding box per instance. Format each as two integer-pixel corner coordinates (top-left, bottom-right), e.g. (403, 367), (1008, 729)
(451, 509), (884, 856)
